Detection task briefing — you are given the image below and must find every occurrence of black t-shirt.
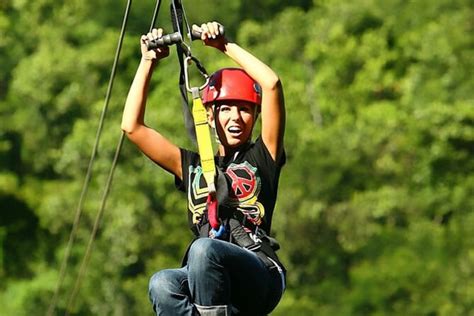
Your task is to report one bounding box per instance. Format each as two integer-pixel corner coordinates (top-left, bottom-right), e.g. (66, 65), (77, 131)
(175, 136), (285, 237)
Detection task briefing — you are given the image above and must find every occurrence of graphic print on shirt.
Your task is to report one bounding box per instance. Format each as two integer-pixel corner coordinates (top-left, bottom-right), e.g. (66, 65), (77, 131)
(226, 161), (264, 226)
(187, 162), (265, 226)
(187, 165), (208, 224)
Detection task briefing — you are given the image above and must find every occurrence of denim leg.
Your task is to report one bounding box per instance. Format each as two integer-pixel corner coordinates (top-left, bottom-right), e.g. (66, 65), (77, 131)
(187, 238), (283, 315)
(148, 267), (197, 316)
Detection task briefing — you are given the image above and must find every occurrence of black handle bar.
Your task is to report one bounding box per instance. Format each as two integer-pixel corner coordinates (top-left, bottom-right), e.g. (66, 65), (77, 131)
(147, 25), (225, 50)
(147, 32), (183, 50)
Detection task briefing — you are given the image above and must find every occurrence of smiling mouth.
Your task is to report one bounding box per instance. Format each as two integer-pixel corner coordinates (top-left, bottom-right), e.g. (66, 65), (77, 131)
(227, 126), (243, 136)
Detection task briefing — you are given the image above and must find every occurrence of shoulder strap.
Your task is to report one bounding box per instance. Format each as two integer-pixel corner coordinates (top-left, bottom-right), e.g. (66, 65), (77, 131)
(170, 0), (197, 143)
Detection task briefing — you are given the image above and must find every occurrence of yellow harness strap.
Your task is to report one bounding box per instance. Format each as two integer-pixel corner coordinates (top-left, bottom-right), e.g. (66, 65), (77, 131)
(191, 88), (216, 196)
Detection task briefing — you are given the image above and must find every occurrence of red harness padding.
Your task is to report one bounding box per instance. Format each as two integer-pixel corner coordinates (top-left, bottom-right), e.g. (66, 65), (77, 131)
(206, 193), (219, 230)
(207, 193), (226, 238)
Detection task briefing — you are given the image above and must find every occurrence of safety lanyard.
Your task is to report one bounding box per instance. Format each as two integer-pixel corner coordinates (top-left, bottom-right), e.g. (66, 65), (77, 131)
(148, 0), (225, 237)
(183, 60), (224, 237)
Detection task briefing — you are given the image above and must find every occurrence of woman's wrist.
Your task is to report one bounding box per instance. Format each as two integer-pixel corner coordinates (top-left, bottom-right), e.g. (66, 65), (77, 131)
(140, 57), (157, 68)
(217, 38), (229, 53)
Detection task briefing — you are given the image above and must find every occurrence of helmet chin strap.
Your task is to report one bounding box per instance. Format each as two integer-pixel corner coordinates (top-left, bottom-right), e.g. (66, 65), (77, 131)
(211, 104), (222, 145)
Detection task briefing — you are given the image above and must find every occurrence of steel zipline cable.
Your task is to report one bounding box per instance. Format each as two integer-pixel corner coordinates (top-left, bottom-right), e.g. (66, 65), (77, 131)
(63, 0), (169, 312)
(62, 1), (167, 313)
(45, 0), (158, 314)
(47, 0), (206, 313)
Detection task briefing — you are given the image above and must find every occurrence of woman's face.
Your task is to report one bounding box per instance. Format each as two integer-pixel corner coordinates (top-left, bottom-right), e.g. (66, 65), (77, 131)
(208, 101), (257, 150)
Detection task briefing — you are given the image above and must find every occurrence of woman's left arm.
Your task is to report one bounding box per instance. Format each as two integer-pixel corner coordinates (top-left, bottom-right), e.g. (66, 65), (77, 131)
(196, 22), (286, 161)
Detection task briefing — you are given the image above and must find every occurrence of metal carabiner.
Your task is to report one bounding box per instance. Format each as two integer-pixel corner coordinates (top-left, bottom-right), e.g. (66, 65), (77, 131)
(183, 55), (210, 93)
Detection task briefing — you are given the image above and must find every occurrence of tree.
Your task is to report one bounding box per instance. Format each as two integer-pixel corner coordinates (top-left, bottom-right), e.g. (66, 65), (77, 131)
(1, 0), (473, 314)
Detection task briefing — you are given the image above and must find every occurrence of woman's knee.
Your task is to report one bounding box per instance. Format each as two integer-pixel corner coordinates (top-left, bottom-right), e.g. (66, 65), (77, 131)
(149, 269), (184, 300)
(187, 238), (221, 266)
(149, 271), (166, 300)
(189, 238), (216, 254)
(148, 268), (193, 314)
(192, 238), (223, 258)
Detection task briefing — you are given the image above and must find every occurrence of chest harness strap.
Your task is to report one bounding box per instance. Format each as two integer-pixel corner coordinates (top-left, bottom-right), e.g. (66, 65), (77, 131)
(189, 86), (225, 237)
(183, 56), (226, 238)
(169, 0), (226, 238)
(146, 0), (226, 238)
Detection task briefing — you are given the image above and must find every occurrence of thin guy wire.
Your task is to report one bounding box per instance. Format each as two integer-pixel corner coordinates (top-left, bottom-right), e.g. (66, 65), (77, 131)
(65, 134), (125, 315)
(149, 0), (162, 32)
(45, 0), (133, 315)
(64, 0), (163, 312)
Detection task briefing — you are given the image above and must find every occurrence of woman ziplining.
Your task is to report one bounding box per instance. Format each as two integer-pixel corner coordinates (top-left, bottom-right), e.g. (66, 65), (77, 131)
(121, 21), (286, 315)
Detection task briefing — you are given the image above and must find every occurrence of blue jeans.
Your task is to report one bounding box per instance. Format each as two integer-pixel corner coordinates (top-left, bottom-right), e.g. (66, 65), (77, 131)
(149, 238), (284, 315)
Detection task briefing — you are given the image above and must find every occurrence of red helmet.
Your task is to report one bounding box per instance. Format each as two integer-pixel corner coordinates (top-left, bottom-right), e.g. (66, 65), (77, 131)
(202, 68), (262, 106)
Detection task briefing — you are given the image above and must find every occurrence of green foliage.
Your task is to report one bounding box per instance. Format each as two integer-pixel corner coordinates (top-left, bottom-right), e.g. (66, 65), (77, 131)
(1, 0), (473, 315)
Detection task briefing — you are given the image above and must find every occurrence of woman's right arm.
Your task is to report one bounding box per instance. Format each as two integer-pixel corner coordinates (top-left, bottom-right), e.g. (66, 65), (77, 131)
(121, 29), (182, 179)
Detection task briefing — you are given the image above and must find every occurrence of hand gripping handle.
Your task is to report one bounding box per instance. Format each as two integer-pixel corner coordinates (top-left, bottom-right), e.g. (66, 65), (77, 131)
(190, 24), (225, 41)
(146, 25), (225, 50)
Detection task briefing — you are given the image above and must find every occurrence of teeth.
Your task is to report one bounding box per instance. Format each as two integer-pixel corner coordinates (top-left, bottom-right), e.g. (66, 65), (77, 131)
(228, 127), (241, 133)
